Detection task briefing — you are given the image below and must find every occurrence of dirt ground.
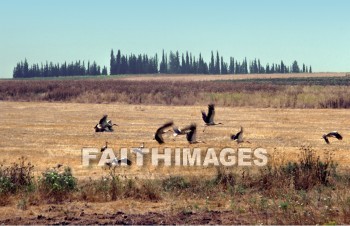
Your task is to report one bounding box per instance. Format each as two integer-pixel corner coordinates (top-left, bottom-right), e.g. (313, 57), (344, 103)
(0, 208), (268, 225)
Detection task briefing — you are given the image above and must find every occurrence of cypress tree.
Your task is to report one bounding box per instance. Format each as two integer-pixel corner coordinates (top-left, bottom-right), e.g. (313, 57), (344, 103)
(110, 49), (115, 75)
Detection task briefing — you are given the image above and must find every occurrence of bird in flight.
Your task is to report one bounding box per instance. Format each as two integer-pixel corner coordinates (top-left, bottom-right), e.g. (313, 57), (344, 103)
(231, 126), (250, 144)
(183, 123), (205, 144)
(322, 131), (343, 144)
(95, 115), (118, 132)
(201, 104), (222, 131)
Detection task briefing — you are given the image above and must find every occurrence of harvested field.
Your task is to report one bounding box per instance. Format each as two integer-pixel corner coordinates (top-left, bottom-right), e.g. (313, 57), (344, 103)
(0, 101), (349, 177)
(1, 75), (350, 224)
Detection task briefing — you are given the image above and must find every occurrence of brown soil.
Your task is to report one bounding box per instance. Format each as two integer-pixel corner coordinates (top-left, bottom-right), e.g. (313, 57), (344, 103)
(1, 208), (265, 225)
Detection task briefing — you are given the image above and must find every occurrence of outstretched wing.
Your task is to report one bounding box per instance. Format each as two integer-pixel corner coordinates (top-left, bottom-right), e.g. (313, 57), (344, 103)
(155, 121), (174, 144)
(329, 131), (343, 140)
(322, 134), (330, 144)
(231, 132), (239, 140)
(185, 124), (197, 143)
(207, 104), (215, 123)
(201, 111), (208, 123)
(155, 132), (164, 144)
(231, 128), (243, 142)
(99, 115), (108, 127)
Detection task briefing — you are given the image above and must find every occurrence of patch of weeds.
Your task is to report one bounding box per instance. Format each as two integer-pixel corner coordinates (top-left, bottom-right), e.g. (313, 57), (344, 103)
(38, 167), (77, 202)
(162, 176), (189, 192)
(141, 180), (162, 201)
(279, 201), (289, 212)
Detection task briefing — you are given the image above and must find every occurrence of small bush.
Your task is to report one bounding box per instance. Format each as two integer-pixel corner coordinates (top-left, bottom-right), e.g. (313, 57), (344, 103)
(108, 168), (122, 201)
(38, 167), (77, 202)
(257, 146), (336, 192)
(0, 157), (34, 194)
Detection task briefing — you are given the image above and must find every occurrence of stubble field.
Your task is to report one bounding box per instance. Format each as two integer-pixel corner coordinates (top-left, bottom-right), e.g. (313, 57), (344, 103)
(0, 101), (349, 178)
(1, 74), (350, 224)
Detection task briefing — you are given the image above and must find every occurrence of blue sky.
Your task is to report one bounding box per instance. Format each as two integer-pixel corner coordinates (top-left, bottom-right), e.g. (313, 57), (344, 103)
(0, 0), (349, 78)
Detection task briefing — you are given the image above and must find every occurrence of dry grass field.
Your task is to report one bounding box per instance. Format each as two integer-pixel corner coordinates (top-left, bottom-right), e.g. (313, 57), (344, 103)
(0, 101), (349, 177)
(118, 72), (347, 81)
(1, 100), (350, 224)
(1, 74), (350, 224)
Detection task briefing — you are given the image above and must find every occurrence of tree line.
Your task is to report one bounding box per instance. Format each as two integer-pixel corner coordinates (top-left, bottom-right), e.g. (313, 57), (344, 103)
(13, 60), (108, 78)
(111, 49), (312, 75)
(160, 50), (311, 74)
(13, 49), (312, 78)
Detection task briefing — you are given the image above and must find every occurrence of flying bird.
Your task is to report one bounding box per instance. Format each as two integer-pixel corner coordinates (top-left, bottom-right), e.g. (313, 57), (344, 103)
(184, 123), (205, 144)
(201, 104), (222, 131)
(231, 126), (249, 144)
(100, 141), (108, 152)
(154, 121), (174, 144)
(323, 131), (343, 144)
(95, 115), (118, 132)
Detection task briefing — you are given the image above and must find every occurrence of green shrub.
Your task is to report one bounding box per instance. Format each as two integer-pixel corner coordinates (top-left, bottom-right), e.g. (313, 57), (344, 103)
(39, 167), (77, 202)
(0, 157), (34, 194)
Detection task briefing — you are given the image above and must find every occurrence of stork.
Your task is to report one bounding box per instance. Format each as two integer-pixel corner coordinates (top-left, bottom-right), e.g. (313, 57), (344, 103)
(184, 123), (205, 144)
(95, 115), (117, 132)
(100, 141), (108, 152)
(231, 126), (250, 144)
(323, 131), (343, 144)
(201, 104), (222, 132)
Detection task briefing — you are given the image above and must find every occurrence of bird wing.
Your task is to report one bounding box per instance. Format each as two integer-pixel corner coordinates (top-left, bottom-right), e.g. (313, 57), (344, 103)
(231, 129), (243, 141)
(155, 132), (164, 144)
(322, 134), (330, 144)
(155, 121), (174, 143)
(201, 111), (208, 123)
(329, 131), (343, 140)
(99, 115), (108, 125)
(207, 104), (215, 123)
(231, 132), (239, 140)
(158, 121), (174, 132)
(186, 124), (197, 143)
